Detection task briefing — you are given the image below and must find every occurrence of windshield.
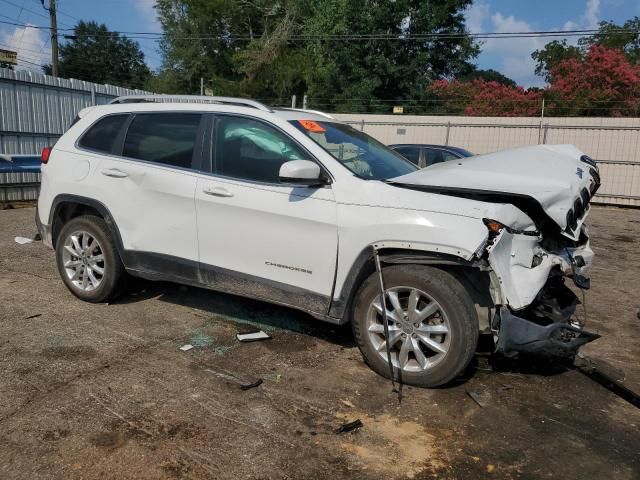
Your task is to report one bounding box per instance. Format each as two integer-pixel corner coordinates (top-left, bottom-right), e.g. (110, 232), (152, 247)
(291, 120), (417, 180)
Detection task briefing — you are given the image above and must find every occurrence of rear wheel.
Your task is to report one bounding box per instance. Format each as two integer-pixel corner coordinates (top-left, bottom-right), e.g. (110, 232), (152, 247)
(55, 215), (124, 303)
(351, 265), (479, 387)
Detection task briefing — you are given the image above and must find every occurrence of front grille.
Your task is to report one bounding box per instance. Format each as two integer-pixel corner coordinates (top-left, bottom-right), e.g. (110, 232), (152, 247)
(580, 155), (598, 168)
(580, 187), (590, 206)
(565, 159), (599, 234)
(573, 197), (583, 220)
(589, 167), (601, 195)
(566, 209), (576, 232)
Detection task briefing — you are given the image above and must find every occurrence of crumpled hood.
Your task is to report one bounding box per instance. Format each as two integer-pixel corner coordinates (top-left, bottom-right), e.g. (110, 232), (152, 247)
(390, 144), (600, 239)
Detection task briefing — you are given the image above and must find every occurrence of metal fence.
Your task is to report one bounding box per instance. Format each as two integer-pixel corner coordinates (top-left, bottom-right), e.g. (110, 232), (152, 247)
(335, 114), (640, 207)
(0, 68), (147, 155)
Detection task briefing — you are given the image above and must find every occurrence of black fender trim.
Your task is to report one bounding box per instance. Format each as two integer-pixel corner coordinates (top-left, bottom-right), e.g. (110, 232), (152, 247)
(49, 194), (126, 259)
(328, 247), (479, 322)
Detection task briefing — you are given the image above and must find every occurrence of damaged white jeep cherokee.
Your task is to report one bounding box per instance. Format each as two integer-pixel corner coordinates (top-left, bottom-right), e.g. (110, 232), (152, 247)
(36, 95), (600, 387)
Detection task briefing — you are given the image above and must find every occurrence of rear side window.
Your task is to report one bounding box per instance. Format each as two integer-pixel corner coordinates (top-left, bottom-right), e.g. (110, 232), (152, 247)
(78, 114), (128, 153)
(425, 148), (459, 166)
(123, 113), (202, 169)
(393, 147), (420, 166)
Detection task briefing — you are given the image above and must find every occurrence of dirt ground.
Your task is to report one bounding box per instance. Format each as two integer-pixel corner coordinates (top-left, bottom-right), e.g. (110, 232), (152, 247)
(0, 205), (638, 480)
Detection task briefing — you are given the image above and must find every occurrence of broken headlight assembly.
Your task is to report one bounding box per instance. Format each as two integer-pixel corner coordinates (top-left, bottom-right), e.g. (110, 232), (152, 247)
(483, 218), (540, 241)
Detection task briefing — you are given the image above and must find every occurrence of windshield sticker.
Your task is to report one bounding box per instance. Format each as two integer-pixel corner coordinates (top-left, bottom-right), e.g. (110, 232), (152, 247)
(298, 120), (326, 133)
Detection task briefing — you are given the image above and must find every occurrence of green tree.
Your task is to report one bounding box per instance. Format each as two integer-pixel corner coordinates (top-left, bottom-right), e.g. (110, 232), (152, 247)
(532, 17), (640, 83)
(531, 40), (582, 82)
(580, 17), (640, 64)
(303, 0), (478, 112)
(458, 68), (516, 87)
(43, 21), (151, 89)
(153, 0), (479, 111)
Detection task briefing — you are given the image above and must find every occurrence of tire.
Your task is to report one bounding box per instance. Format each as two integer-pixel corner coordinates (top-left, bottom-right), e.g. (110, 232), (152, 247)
(351, 265), (479, 388)
(55, 215), (125, 303)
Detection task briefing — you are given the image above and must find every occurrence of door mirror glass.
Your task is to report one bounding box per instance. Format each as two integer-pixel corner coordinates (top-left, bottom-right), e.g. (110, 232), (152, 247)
(279, 160), (326, 186)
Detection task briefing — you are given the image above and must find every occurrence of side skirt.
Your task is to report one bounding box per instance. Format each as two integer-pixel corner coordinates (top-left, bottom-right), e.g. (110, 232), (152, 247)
(123, 251), (343, 325)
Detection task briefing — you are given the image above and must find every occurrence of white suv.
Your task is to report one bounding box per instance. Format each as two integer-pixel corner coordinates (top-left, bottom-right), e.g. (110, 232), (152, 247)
(36, 95), (600, 387)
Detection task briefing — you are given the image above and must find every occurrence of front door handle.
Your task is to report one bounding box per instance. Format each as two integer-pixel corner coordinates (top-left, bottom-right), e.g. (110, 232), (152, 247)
(101, 168), (129, 178)
(203, 186), (234, 198)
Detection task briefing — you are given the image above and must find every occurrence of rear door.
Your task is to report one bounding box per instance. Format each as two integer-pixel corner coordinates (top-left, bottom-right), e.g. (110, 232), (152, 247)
(85, 112), (204, 276)
(194, 114), (338, 314)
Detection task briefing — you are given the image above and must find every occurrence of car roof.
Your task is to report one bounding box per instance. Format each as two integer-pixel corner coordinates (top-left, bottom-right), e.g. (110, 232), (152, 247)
(81, 96), (337, 124)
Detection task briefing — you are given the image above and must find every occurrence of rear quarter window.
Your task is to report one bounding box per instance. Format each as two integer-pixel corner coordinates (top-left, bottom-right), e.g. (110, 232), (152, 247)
(78, 114), (129, 154)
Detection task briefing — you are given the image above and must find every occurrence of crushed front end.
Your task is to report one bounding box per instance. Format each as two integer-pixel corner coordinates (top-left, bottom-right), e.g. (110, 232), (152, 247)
(482, 153), (601, 358)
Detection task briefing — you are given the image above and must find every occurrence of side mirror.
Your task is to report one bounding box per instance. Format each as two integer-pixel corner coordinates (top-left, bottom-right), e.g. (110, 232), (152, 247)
(279, 160), (328, 186)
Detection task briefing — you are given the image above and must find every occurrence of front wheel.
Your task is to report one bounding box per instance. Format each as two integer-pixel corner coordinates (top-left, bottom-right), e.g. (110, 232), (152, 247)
(351, 265), (479, 387)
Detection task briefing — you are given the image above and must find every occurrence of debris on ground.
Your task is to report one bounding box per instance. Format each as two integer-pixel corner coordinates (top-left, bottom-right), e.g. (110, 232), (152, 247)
(335, 419), (363, 434)
(179, 344), (194, 352)
(340, 399), (355, 408)
(189, 333), (213, 348)
(467, 389), (491, 408)
(24, 313), (42, 319)
(14, 236), (34, 245)
(236, 330), (272, 342)
(240, 379), (263, 391)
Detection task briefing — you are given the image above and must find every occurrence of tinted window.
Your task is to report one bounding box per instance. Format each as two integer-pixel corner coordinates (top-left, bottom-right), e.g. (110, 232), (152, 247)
(123, 113), (201, 168)
(215, 116), (306, 183)
(425, 148), (459, 166)
(393, 147), (421, 165)
(79, 114), (128, 153)
(291, 121), (416, 180)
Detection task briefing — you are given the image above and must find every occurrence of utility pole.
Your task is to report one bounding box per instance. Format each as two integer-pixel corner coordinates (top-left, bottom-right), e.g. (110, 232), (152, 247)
(48, 0), (59, 76)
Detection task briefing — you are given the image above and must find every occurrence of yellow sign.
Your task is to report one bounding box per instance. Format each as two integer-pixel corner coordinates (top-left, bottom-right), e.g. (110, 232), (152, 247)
(0, 49), (17, 65)
(393, 106), (404, 114)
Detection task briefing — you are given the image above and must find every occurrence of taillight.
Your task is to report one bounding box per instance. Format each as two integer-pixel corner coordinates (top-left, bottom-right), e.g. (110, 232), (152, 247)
(41, 146), (52, 164)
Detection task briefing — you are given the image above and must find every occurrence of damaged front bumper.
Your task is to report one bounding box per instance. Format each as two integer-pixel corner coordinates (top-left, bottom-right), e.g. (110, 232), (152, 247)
(496, 306), (600, 357)
(488, 225), (599, 357)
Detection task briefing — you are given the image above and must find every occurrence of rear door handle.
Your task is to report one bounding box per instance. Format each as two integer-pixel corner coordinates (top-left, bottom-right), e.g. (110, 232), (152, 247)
(101, 168), (129, 178)
(203, 186), (234, 198)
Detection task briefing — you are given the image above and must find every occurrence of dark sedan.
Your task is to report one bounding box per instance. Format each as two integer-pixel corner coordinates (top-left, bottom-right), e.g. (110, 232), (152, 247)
(389, 144), (474, 168)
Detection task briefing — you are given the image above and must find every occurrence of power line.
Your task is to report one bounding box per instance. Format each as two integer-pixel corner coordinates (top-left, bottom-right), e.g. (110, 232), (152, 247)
(1, 18), (639, 41)
(0, 0), (72, 28)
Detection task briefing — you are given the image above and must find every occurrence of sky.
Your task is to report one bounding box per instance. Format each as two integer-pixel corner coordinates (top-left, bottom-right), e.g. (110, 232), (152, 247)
(0, 0), (638, 87)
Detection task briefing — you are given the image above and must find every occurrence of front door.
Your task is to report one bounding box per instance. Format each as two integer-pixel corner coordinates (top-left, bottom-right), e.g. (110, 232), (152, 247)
(195, 114), (338, 315)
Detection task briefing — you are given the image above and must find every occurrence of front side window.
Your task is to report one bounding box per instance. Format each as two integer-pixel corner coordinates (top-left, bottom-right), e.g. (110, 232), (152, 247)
(214, 116), (306, 183)
(291, 120), (417, 180)
(78, 114), (128, 154)
(123, 113), (202, 168)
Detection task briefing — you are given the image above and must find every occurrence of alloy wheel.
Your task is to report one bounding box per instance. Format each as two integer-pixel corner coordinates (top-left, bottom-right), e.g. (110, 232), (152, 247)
(61, 230), (106, 292)
(366, 286), (451, 372)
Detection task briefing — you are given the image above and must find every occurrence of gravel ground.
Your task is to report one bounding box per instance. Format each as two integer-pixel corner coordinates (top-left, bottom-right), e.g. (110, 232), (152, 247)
(0, 205), (638, 480)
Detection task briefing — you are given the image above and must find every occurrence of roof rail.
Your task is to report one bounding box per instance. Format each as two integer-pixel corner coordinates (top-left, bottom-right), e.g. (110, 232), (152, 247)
(109, 95), (273, 113)
(277, 108), (335, 120)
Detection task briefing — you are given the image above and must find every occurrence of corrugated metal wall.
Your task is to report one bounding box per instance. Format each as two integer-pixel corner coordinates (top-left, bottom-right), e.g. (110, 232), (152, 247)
(0, 68), (148, 154)
(335, 114), (640, 207)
